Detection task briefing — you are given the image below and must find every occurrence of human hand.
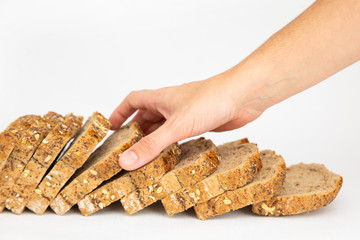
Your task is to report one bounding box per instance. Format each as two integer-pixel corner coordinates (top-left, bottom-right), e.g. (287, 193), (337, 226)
(109, 71), (266, 170)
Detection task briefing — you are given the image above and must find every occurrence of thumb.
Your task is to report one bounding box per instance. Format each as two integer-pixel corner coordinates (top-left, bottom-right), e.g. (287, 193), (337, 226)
(119, 122), (178, 170)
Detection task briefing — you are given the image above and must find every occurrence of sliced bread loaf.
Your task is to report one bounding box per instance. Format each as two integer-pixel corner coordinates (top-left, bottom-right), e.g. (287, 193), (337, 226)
(26, 112), (110, 215)
(5, 113), (83, 214)
(161, 139), (262, 216)
(50, 123), (143, 215)
(252, 163), (343, 216)
(121, 138), (220, 215)
(194, 150), (286, 220)
(77, 143), (181, 216)
(0, 115), (42, 173)
(0, 112), (64, 212)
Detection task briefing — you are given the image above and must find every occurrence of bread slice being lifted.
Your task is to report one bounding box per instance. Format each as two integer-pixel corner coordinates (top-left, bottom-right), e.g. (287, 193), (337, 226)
(252, 163), (343, 216)
(121, 138), (220, 215)
(161, 138), (262, 216)
(26, 112), (110, 215)
(50, 122), (143, 215)
(194, 150), (286, 220)
(77, 143), (181, 216)
(6, 113), (83, 214)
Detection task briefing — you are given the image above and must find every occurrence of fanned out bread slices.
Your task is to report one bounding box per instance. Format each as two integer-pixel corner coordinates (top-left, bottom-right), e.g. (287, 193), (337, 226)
(0, 112), (64, 212)
(121, 138), (220, 215)
(0, 115), (41, 173)
(194, 150), (286, 220)
(26, 112), (110, 215)
(161, 138), (262, 216)
(50, 123), (143, 215)
(77, 143), (181, 216)
(252, 163), (343, 216)
(5, 114), (84, 214)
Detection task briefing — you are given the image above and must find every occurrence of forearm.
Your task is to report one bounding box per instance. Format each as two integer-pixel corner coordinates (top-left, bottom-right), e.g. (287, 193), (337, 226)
(223, 0), (360, 111)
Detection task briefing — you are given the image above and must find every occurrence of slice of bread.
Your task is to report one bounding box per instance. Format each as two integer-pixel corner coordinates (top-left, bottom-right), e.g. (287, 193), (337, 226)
(0, 115), (41, 172)
(26, 112), (110, 215)
(5, 114), (83, 214)
(194, 150), (286, 220)
(50, 123), (143, 215)
(162, 139), (262, 216)
(77, 143), (180, 216)
(121, 138), (220, 215)
(0, 112), (64, 212)
(252, 163), (343, 216)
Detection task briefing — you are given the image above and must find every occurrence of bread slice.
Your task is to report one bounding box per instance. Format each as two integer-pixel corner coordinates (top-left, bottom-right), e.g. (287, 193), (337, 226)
(194, 150), (286, 220)
(5, 114), (84, 214)
(0, 112), (64, 212)
(252, 163), (343, 216)
(77, 143), (181, 216)
(121, 138), (220, 215)
(0, 115), (42, 173)
(26, 112), (110, 215)
(161, 139), (262, 216)
(50, 123), (143, 215)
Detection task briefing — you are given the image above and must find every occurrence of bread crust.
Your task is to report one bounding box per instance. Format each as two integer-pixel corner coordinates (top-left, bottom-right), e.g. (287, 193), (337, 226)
(252, 164), (343, 216)
(50, 123), (143, 215)
(162, 142), (262, 216)
(194, 150), (286, 220)
(0, 115), (41, 173)
(121, 138), (220, 215)
(26, 112), (110, 215)
(0, 112), (64, 212)
(5, 114), (83, 214)
(77, 143), (181, 216)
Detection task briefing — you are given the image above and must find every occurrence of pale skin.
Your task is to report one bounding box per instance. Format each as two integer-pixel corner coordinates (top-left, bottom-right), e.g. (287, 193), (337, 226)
(110, 0), (360, 170)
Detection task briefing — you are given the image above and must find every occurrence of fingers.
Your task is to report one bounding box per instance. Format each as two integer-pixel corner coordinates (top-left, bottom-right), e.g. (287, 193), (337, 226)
(130, 110), (164, 132)
(118, 121), (179, 170)
(109, 90), (155, 130)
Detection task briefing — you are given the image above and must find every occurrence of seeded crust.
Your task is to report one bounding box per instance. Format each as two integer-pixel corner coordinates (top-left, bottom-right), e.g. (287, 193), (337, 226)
(252, 163), (343, 216)
(50, 123), (143, 215)
(0, 115), (41, 173)
(194, 150), (286, 220)
(26, 112), (110, 215)
(5, 114), (84, 214)
(162, 139), (263, 216)
(0, 112), (64, 212)
(77, 143), (181, 216)
(121, 138), (220, 215)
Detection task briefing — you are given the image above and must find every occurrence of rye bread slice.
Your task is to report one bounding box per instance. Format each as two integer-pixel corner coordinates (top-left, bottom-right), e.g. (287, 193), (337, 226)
(194, 150), (286, 220)
(0, 112), (64, 212)
(0, 115), (41, 172)
(77, 143), (180, 216)
(26, 112), (110, 215)
(252, 163), (343, 216)
(121, 138), (220, 215)
(5, 114), (83, 214)
(162, 139), (262, 216)
(50, 123), (143, 215)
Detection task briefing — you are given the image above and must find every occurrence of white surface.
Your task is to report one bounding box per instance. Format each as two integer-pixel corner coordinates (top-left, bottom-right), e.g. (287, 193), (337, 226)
(0, 0), (359, 239)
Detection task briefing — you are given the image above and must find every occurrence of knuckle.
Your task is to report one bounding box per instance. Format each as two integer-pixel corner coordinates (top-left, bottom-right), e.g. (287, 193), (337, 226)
(138, 136), (158, 153)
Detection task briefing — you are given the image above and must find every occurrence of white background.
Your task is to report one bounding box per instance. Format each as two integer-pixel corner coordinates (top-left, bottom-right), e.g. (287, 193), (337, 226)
(0, 0), (359, 239)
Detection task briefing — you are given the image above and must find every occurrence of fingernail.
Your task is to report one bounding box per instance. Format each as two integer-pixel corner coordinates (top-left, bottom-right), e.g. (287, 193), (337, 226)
(119, 151), (138, 167)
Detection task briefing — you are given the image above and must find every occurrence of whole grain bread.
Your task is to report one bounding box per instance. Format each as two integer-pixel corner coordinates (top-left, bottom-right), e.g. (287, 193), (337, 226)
(77, 143), (181, 216)
(0, 115), (41, 173)
(194, 150), (286, 220)
(26, 112), (110, 215)
(0, 112), (64, 212)
(121, 138), (220, 215)
(252, 163), (343, 216)
(5, 114), (83, 214)
(50, 123), (143, 215)
(162, 139), (262, 216)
